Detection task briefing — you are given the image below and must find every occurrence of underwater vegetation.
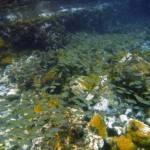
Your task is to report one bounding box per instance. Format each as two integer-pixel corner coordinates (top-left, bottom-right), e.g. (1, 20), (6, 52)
(1, 30), (150, 149)
(0, 1), (150, 148)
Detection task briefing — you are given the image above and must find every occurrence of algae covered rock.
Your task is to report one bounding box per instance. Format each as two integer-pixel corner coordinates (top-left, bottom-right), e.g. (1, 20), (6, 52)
(88, 114), (107, 139)
(126, 119), (150, 148)
(107, 119), (150, 150)
(107, 135), (135, 150)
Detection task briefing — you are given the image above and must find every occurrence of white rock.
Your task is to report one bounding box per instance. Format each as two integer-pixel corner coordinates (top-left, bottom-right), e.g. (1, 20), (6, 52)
(114, 126), (122, 135)
(86, 131), (104, 150)
(93, 97), (109, 111)
(119, 114), (128, 123)
(105, 116), (116, 128)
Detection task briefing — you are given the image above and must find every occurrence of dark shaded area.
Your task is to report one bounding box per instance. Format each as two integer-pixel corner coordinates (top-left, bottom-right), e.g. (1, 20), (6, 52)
(0, 0), (150, 51)
(128, 0), (150, 16)
(0, 8), (111, 50)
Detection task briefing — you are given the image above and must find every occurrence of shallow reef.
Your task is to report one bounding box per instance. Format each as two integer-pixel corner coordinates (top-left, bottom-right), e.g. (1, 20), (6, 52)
(0, 31), (150, 149)
(0, 2), (150, 149)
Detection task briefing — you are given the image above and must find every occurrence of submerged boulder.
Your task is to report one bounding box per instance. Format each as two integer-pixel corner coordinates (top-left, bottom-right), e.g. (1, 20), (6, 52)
(107, 119), (150, 149)
(88, 114), (107, 139)
(126, 119), (150, 148)
(107, 135), (135, 150)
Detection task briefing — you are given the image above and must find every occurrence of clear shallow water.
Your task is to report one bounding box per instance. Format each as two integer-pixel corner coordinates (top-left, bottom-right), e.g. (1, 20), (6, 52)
(0, 1), (150, 149)
(0, 30), (150, 149)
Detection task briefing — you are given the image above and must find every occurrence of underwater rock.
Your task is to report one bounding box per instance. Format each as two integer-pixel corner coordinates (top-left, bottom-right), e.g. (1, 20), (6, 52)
(92, 97), (109, 111)
(119, 114), (128, 124)
(85, 130), (104, 150)
(107, 135), (135, 150)
(107, 119), (150, 149)
(105, 116), (116, 129)
(88, 114), (107, 139)
(126, 119), (150, 148)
